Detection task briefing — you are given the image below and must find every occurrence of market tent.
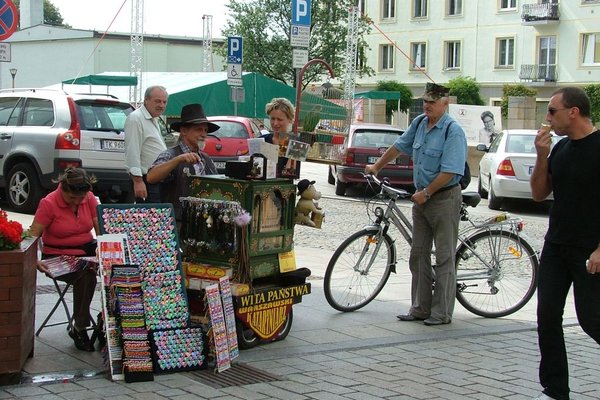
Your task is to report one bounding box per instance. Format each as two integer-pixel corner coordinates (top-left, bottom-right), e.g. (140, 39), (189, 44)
(165, 72), (347, 121)
(354, 91), (402, 100)
(62, 75), (138, 86)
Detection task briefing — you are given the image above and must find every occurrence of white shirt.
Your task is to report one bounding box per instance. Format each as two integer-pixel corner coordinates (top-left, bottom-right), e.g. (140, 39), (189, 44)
(124, 105), (167, 176)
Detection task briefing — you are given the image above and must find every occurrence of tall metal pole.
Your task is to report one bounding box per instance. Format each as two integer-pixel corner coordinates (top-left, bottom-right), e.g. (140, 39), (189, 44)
(293, 59), (335, 135)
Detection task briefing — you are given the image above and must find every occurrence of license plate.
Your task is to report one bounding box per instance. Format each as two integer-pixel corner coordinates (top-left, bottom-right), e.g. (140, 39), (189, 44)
(368, 156), (395, 164)
(101, 139), (124, 151)
(214, 162), (226, 170)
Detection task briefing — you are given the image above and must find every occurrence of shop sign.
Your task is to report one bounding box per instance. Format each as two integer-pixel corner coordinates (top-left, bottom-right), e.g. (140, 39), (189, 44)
(235, 283), (311, 339)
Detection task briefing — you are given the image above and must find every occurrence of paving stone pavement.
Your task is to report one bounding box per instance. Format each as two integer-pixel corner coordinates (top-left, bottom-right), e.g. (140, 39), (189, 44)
(3, 170), (598, 399)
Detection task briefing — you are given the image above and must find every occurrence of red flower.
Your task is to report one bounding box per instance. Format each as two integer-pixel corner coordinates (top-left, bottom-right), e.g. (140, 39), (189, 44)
(0, 209), (25, 251)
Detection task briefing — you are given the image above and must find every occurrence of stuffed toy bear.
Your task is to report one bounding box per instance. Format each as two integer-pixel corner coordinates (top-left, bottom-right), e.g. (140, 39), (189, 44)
(295, 179), (324, 227)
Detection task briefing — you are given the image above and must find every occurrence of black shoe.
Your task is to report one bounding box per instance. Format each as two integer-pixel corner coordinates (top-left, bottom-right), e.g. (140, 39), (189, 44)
(423, 317), (451, 326)
(69, 328), (95, 352)
(397, 314), (426, 321)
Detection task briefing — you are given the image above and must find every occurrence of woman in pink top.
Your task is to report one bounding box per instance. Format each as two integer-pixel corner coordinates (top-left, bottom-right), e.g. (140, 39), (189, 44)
(30, 168), (100, 352)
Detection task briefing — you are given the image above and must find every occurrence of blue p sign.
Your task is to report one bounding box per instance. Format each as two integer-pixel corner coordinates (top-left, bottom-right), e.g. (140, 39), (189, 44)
(292, 0), (311, 26)
(227, 36), (243, 64)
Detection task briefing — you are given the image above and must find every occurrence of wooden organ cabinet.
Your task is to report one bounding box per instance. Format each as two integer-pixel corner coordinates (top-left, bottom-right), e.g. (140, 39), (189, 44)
(182, 176), (296, 283)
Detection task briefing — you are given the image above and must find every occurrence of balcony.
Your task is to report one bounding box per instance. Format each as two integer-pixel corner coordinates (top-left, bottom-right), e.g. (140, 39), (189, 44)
(519, 64), (558, 83)
(521, 3), (559, 26)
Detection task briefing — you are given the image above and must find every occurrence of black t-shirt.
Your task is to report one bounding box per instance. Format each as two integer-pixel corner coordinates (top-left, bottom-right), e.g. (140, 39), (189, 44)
(546, 130), (600, 249)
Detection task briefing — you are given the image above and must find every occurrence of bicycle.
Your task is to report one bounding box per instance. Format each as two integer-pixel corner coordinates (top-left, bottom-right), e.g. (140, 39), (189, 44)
(324, 174), (539, 318)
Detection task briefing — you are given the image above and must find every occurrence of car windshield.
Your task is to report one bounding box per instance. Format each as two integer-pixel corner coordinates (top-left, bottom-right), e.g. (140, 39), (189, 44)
(210, 121), (248, 138)
(76, 101), (133, 131)
(351, 129), (401, 148)
(505, 134), (561, 154)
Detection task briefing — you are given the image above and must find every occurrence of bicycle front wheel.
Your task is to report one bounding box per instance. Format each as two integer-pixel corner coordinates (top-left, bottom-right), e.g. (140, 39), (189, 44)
(455, 230), (538, 318)
(324, 229), (395, 312)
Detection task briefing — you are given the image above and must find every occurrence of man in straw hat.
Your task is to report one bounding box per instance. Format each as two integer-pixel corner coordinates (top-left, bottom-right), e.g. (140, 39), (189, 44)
(147, 103), (219, 220)
(366, 82), (468, 326)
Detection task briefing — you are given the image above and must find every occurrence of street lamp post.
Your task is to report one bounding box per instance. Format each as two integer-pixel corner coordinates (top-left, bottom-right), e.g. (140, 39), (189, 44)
(9, 68), (17, 89)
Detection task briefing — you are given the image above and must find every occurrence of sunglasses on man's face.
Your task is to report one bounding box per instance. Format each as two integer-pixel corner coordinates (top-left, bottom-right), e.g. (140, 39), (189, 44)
(547, 107), (570, 116)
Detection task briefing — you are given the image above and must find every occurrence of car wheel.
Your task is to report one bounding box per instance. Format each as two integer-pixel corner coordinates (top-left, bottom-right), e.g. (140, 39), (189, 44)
(477, 173), (488, 199)
(327, 166), (335, 185)
(335, 180), (347, 196)
(488, 181), (503, 210)
(6, 163), (45, 214)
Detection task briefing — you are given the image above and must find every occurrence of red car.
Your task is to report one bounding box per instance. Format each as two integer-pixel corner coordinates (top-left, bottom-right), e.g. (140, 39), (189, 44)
(329, 123), (413, 196)
(204, 116), (262, 172)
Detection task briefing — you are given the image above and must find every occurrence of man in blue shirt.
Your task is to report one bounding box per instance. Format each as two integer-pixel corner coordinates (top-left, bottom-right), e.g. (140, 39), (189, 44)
(366, 83), (468, 326)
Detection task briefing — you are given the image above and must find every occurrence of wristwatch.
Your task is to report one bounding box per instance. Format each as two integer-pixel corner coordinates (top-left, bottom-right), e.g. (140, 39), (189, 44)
(423, 188), (431, 200)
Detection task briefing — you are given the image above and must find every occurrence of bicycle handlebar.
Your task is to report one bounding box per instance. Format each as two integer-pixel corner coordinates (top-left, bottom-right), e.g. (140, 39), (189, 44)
(364, 173), (411, 199)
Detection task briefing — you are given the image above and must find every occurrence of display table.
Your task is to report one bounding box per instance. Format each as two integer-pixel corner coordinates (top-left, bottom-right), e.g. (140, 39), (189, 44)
(0, 238), (38, 385)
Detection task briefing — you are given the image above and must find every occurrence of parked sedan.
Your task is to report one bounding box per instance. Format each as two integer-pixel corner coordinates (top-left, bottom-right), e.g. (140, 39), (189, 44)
(329, 123), (412, 196)
(477, 129), (560, 210)
(204, 116), (262, 172)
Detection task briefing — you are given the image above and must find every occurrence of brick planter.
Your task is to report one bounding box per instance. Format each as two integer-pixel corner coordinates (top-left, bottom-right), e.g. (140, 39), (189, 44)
(0, 238), (38, 386)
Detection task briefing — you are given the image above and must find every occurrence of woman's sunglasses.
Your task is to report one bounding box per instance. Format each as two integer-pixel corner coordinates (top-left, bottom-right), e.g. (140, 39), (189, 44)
(66, 183), (92, 192)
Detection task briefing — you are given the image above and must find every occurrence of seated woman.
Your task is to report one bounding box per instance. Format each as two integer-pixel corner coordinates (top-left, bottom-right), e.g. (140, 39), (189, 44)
(29, 167), (100, 352)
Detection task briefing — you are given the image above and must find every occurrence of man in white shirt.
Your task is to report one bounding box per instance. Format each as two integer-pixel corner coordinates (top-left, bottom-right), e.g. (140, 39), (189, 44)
(124, 85), (168, 203)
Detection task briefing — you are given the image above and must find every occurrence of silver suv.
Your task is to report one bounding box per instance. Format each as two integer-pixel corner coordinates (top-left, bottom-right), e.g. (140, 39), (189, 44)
(0, 89), (135, 213)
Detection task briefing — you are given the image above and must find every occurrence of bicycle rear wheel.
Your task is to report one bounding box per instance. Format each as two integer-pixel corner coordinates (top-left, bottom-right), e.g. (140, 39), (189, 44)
(324, 229), (395, 312)
(455, 230), (538, 318)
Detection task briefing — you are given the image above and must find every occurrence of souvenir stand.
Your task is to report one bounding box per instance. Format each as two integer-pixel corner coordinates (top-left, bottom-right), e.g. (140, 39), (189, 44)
(180, 176), (312, 349)
(96, 204), (231, 382)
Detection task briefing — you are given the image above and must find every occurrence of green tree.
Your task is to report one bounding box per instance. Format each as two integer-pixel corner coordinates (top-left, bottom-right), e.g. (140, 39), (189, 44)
(446, 76), (484, 105)
(13, 0), (71, 27)
(375, 80), (413, 118)
(500, 84), (537, 118)
(583, 84), (600, 125)
(219, 0), (373, 88)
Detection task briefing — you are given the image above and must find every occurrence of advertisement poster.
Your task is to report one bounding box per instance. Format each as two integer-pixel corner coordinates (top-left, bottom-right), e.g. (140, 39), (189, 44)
(448, 104), (502, 146)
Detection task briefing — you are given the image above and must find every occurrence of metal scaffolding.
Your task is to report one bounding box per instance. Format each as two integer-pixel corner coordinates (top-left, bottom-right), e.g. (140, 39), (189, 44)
(202, 15), (214, 72)
(342, 6), (360, 127)
(129, 0), (144, 106)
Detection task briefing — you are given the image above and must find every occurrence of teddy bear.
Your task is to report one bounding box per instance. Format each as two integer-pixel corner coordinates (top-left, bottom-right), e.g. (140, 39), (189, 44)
(295, 179), (324, 228)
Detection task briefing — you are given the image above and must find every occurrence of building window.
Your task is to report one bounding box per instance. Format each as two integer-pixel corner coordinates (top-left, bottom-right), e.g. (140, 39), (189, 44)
(538, 35), (557, 81)
(499, 0), (517, 9)
(496, 37), (515, 68)
(413, 0), (428, 18)
(410, 42), (427, 70)
(447, 0), (463, 16)
(356, 0), (366, 13)
(445, 41), (461, 70)
(380, 44), (394, 71)
(382, 0), (395, 19)
(581, 33), (600, 65)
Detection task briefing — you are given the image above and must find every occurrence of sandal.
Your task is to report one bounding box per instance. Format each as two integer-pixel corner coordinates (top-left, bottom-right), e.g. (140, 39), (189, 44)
(69, 328), (95, 352)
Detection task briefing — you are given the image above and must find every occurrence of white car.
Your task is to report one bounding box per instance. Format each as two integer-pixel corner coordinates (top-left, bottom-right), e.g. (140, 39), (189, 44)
(477, 129), (560, 210)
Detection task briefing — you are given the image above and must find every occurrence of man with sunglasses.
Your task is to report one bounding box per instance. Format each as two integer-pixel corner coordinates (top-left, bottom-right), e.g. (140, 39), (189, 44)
(530, 87), (600, 400)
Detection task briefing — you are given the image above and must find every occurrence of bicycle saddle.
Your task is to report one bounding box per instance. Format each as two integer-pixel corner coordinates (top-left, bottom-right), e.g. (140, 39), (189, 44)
(462, 192), (482, 208)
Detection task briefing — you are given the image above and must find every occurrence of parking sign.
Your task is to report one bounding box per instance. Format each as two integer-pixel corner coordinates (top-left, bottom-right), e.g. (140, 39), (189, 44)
(292, 0), (311, 26)
(227, 36), (243, 64)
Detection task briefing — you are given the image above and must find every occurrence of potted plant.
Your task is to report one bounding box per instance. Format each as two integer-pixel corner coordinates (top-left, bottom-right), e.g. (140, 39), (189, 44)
(0, 209), (37, 385)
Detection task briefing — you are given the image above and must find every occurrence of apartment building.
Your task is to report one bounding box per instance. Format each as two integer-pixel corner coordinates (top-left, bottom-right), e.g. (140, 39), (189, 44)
(356, 0), (599, 119)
